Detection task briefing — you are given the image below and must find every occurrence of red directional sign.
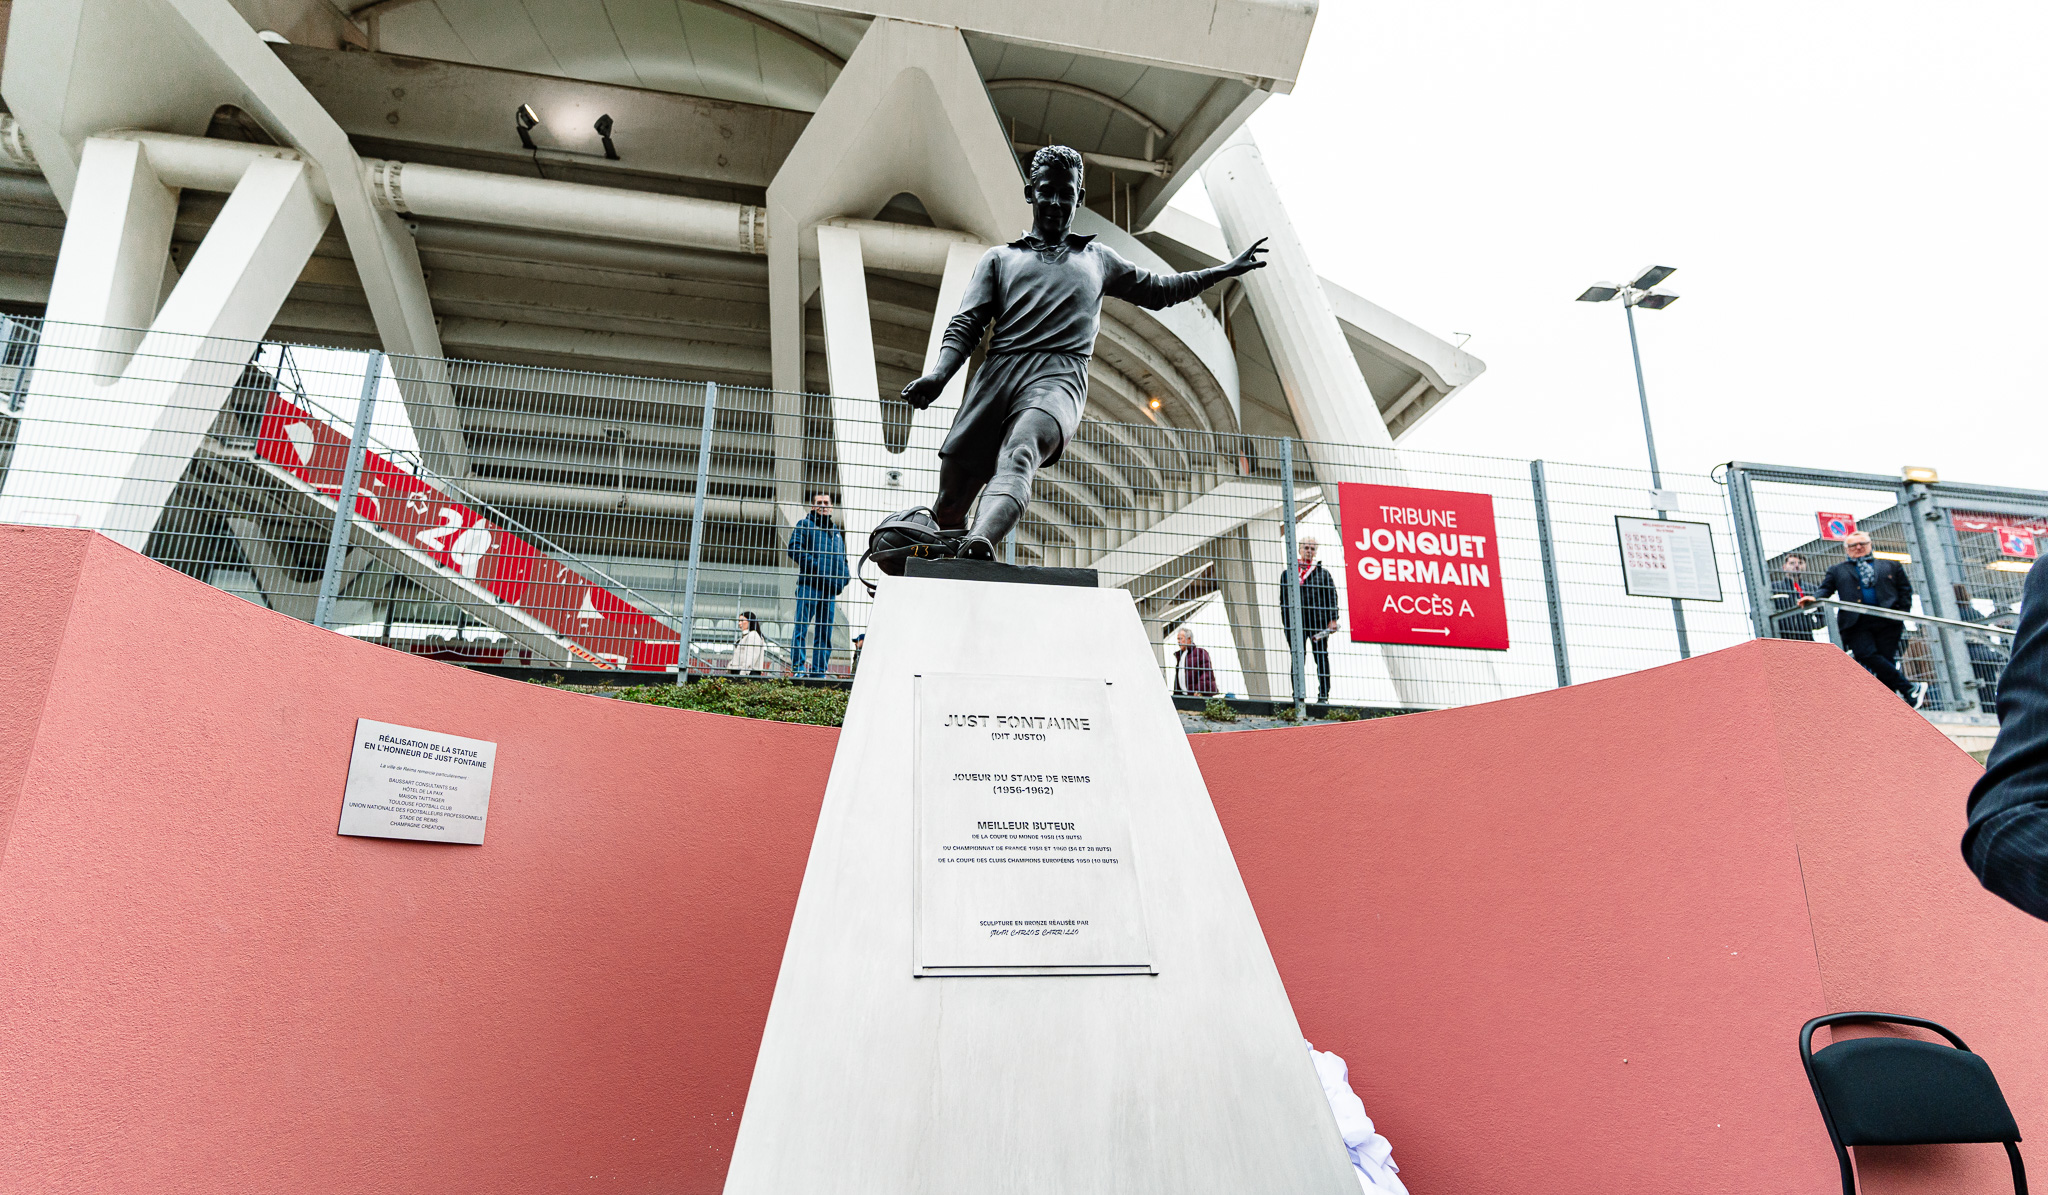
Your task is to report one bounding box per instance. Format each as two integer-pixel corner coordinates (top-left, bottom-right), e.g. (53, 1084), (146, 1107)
(1336, 482), (1510, 651)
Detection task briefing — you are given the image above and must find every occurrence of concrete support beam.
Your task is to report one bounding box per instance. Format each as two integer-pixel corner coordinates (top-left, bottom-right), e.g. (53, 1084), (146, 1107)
(816, 224), (892, 573)
(1087, 477), (1273, 587)
(37, 137), (177, 377)
(1213, 522), (1273, 701)
(766, 16), (1029, 519)
(0, 146), (332, 547)
(1203, 128), (1504, 706)
(1201, 128), (1396, 462)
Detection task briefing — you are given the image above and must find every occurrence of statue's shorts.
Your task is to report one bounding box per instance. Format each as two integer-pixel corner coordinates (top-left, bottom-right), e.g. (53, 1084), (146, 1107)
(938, 350), (1090, 471)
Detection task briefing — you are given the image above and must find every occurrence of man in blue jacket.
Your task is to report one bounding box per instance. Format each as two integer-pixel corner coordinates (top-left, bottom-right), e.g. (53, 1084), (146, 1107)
(1965, 559), (2048, 919)
(786, 492), (848, 677)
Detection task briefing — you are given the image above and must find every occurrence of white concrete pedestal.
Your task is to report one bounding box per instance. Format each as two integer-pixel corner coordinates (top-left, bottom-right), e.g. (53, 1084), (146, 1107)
(723, 574), (1358, 1195)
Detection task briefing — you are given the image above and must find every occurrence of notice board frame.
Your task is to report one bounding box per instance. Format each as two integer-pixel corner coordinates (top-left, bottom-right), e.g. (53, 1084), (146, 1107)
(1613, 516), (1727, 602)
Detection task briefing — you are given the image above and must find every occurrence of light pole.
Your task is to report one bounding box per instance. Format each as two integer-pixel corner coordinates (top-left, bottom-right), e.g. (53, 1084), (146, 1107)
(1577, 265), (1690, 659)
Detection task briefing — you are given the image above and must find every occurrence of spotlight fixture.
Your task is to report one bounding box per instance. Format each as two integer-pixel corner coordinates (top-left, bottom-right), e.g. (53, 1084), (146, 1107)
(1147, 397), (1162, 411)
(1633, 289), (1680, 310)
(595, 114), (619, 160)
(1988, 560), (2035, 573)
(1901, 465), (1940, 484)
(514, 104), (540, 150)
(1629, 264), (1676, 290)
(1575, 283), (1621, 304)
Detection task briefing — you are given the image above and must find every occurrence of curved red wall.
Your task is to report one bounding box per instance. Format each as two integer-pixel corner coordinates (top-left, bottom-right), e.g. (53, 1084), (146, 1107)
(2, 526), (2038, 1194)
(1196, 639), (2043, 1194)
(0, 527), (833, 1193)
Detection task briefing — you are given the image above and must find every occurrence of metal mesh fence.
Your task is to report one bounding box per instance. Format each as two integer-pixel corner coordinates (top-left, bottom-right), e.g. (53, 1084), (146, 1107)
(0, 318), (1769, 709)
(1726, 463), (2038, 717)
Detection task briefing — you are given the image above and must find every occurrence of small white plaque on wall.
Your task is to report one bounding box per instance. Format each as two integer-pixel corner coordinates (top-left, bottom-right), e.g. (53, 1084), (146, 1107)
(913, 673), (1153, 976)
(338, 719), (496, 845)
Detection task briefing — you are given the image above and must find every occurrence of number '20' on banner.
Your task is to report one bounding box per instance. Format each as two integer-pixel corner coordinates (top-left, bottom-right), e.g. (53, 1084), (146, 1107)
(1336, 482), (1510, 651)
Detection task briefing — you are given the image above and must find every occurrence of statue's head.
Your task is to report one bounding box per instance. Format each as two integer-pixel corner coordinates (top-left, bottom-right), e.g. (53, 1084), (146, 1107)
(1024, 145), (1085, 235)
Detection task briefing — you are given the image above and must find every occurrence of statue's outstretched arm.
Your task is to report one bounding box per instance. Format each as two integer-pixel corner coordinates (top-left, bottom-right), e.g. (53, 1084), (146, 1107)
(1106, 238), (1269, 310)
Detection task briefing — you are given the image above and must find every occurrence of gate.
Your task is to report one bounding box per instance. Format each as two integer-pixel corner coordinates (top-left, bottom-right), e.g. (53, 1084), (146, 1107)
(1723, 462), (2042, 719)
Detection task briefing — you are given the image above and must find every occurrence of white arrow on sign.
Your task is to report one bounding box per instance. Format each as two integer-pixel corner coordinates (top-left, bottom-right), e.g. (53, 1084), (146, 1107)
(1409, 627), (1452, 635)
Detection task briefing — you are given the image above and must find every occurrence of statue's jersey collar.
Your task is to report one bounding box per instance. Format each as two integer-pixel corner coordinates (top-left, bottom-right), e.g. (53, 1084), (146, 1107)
(1008, 232), (1098, 253)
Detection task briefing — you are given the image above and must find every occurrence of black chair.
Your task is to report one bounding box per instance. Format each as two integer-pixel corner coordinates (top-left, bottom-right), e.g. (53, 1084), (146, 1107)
(1800, 1012), (2026, 1195)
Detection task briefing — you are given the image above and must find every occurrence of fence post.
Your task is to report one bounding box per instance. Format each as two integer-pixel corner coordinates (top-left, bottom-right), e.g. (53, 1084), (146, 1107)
(1903, 482), (1976, 711)
(1280, 437), (1306, 719)
(1722, 464), (1779, 639)
(312, 350), (383, 630)
(1529, 460), (1571, 687)
(676, 380), (718, 682)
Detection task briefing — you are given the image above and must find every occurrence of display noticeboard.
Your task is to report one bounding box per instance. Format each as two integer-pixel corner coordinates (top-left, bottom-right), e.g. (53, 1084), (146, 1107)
(1336, 482), (1510, 650)
(1614, 517), (1724, 602)
(338, 719), (496, 844)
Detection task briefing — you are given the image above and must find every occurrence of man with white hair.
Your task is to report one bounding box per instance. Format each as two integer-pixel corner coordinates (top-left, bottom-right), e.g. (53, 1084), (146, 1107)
(1279, 535), (1341, 704)
(1173, 627), (1218, 697)
(1799, 530), (1918, 703)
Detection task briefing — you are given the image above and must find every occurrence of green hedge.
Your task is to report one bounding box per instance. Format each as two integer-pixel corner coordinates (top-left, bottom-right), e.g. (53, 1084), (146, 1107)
(548, 676), (848, 727)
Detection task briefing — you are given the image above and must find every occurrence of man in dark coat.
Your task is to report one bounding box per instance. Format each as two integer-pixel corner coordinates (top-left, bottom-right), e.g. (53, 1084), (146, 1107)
(1173, 627), (1218, 697)
(786, 492), (848, 677)
(1799, 530), (1916, 702)
(1279, 535), (1341, 704)
(1770, 552), (1820, 640)
(1964, 559), (2048, 919)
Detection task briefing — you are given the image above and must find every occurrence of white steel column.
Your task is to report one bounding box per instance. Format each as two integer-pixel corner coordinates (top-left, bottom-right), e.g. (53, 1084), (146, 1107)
(0, 145), (332, 547)
(816, 223), (891, 632)
(1214, 523), (1275, 701)
(1203, 128), (1502, 706)
(906, 239), (982, 462)
(36, 137), (177, 387)
(1201, 128), (1397, 459)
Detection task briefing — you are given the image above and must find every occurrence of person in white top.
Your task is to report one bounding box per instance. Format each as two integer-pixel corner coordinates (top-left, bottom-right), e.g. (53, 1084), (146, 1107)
(730, 611), (769, 675)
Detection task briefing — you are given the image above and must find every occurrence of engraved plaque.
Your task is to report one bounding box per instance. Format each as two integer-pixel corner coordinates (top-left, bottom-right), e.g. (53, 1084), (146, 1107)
(913, 673), (1153, 976)
(337, 719), (496, 845)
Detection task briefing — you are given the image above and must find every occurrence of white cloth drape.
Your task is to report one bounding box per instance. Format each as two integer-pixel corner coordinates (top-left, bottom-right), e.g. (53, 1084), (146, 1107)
(1306, 1040), (1409, 1194)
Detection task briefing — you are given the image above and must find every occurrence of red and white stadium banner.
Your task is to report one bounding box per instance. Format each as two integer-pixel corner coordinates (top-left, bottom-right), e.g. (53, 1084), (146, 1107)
(1336, 482), (1510, 651)
(256, 395), (680, 671)
(1953, 512), (2046, 560)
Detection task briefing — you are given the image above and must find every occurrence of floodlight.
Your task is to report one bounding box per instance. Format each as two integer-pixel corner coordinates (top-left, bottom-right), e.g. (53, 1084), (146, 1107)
(595, 114), (619, 160)
(515, 104), (540, 150)
(1988, 560), (2035, 573)
(1901, 465), (1940, 484)
(1147, 397), (1162, 410)
(1873, 551), (1913, 563)
(1579, 259), (1689, 654)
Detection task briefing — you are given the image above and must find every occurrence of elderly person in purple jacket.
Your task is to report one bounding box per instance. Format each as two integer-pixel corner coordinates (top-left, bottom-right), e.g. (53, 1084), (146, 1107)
(1173, 628), (1219, 697)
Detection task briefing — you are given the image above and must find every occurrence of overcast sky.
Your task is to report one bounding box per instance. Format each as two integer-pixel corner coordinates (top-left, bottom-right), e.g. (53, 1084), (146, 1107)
(1175, 1), (2047, 490)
